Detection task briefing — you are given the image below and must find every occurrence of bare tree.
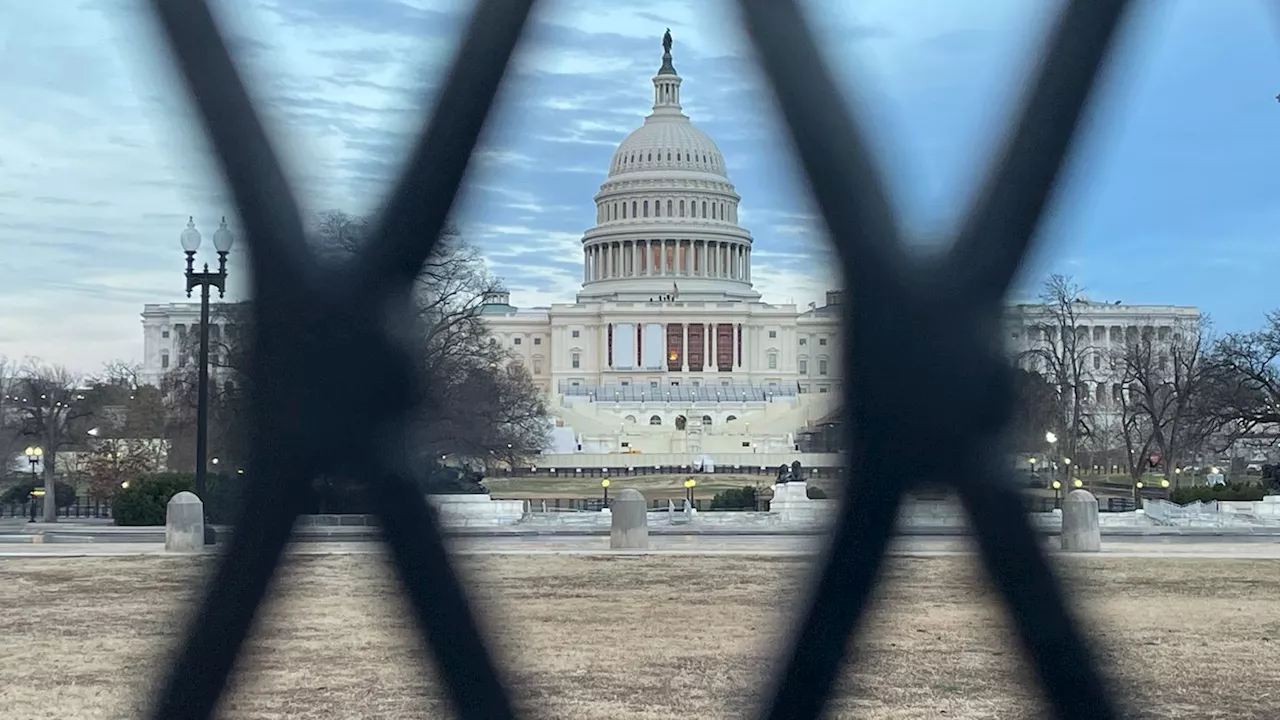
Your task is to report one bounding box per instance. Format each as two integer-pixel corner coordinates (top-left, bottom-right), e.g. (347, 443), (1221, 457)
(0, 355), (20, 473)
(83, 437), (160, 501)
(1021, 275), (1102, 475)
(1200, 312), (1280, 448)
(160, 303), (251, 471)
(315, 210), (550, 468)
(1112, 317), (1219, 487)
(10, 361), (95, 521)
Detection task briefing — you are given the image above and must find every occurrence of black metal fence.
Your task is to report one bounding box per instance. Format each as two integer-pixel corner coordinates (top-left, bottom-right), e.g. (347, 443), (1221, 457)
(135, 0), (1171, 717)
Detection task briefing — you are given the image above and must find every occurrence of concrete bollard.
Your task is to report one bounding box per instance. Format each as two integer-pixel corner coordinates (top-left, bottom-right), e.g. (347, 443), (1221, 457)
(166, 491), (206, 553)
(1061, 489), (1101, 552)
(610, 488), (648, 550)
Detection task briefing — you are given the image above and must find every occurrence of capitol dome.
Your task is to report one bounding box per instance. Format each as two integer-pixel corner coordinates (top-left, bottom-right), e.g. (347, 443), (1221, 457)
(608, 119), (728, 179)
(578, 32), (758, 304)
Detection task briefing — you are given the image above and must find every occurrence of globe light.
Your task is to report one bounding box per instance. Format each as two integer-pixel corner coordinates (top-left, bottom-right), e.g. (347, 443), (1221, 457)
(180, 217), (202, 252)
(212, 216), (235, 253)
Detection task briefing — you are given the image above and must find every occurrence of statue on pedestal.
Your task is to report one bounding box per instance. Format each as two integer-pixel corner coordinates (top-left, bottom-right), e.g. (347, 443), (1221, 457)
(662, 28), (673, 55)
(776, 463), (792, 484)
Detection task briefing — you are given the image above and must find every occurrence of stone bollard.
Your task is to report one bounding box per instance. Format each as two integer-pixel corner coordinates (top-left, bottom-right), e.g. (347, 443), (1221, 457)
(610, 488), (648, 550)
(166, 491), (206, 553)
(1061, 489), (1101, 552)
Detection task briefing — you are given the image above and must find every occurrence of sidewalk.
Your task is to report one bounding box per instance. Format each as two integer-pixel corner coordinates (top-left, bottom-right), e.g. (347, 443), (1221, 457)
(0, 535), (1277, 559)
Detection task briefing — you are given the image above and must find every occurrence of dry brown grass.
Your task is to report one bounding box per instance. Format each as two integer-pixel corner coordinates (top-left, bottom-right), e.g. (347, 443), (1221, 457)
(0, 553), (1277, 719)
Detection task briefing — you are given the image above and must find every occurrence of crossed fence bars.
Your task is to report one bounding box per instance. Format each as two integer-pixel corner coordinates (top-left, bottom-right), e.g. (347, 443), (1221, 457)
(134, 0), (1168, 717)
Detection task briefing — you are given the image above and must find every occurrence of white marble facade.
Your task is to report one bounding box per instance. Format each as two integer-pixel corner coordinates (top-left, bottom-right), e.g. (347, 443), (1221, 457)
(139, 37), (1201, 458)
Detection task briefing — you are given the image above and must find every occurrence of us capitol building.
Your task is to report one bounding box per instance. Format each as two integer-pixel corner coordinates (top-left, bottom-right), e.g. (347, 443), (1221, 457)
(139, 34), (1199, 464)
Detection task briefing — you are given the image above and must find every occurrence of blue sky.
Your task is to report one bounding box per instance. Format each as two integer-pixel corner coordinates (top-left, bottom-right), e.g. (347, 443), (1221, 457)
(0, 0), (1277, 373)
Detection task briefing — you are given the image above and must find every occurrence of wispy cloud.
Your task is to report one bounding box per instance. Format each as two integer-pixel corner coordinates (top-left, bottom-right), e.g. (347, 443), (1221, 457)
(0, 0), (1277, 372)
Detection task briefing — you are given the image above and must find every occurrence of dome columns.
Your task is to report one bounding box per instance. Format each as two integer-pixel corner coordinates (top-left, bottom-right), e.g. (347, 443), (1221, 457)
(582, 238), (751, 284)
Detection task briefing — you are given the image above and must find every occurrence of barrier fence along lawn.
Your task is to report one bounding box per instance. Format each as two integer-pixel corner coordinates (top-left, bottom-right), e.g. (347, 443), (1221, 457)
(130, 0), (1168, 718)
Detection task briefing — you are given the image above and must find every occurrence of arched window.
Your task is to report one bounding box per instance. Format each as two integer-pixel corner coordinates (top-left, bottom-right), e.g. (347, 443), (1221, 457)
(679, 200), (685, 217)
(649, 415), (662, 425)
(667, 199), (673, 216)
(631, 201), (637, 218)
(643, 201), (649, 217)
(677, 152), (682, 161)
(726, 414), (737, 423)
(712, 204), (717, 220)
(655, 201), (661, 217)
(701, 415), (712, 426)
(675, 415), (687, 430)
(625, 415), (637, 424)
(647, 152), (652, 162)
(702, 201), (707, 218)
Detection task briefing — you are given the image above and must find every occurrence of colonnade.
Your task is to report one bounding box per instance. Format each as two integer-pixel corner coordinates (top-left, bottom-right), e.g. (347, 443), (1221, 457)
(584, 239), (751, 283)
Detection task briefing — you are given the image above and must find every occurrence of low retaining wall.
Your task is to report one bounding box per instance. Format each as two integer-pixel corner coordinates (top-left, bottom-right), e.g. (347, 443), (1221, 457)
(295, 494), (1280, 533)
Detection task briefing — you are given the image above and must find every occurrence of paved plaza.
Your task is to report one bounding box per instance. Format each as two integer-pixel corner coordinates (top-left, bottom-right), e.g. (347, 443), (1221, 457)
(1, 533), (1278, 559)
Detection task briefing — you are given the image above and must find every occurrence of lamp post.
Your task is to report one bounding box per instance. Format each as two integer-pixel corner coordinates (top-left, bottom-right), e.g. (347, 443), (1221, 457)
(601, 478), (610, 508)
(24, 447), (42, 522)
(181, 216), (234, 545)
(684, 477), (696, 505)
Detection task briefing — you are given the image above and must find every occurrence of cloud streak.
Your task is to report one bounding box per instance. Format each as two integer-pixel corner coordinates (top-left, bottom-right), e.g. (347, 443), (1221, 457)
(0, 0), (1277, 373)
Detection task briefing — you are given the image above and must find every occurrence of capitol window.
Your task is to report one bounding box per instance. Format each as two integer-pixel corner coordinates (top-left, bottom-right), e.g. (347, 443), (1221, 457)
(679, 200), (685, 217)
(701, 415), (713, 426)
(819, 359), (828, 375)
(768, 330), (777, 338)
(799, 359), (808, 375)
(649, 415), (662, 425)
(534, 337), (541, 345)
(819, 338), (827, 346)
(702, 201), (707, 217)
(643, 201), (649, 217)
(571, 353), (580, 369)
(768, 353), (777, 369)
(571, 330), (580, 338)
(161, 351), (170, 369)
(513, 337), (521, 345)
(162, 330), (170, 339)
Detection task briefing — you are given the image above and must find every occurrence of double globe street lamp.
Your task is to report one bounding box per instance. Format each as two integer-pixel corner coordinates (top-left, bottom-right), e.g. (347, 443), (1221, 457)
(24, 446), (43, 522)
(180, 216), (235, 545)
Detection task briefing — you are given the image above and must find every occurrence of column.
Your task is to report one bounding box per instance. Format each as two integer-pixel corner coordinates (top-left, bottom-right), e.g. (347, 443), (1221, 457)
(745, 247), (750, 282)
(735, 323), (742, 370)
(632, 241), (640, 277)
(704, 322), (713, 370)
(682, 323), (689, 371)
(709, 323), (716, 371)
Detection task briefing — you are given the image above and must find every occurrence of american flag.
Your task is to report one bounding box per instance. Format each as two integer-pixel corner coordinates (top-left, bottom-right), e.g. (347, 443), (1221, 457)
(672, 282), (679, 298)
